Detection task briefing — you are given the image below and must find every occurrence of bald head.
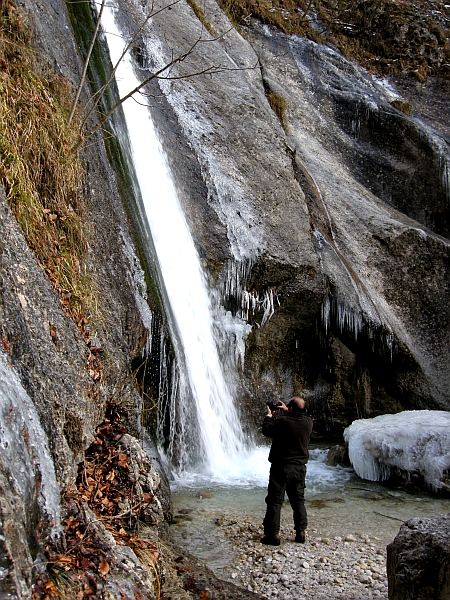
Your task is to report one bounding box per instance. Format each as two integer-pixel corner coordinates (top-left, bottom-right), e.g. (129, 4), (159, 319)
(289, 396), (306, 412)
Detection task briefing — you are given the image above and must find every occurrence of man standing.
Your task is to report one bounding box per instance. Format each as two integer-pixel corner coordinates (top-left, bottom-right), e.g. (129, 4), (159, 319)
(261, 396), (313, 546)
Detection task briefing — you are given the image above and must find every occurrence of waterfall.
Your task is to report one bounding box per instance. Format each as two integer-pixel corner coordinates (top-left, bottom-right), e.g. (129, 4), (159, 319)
(101, 3), (254, 481)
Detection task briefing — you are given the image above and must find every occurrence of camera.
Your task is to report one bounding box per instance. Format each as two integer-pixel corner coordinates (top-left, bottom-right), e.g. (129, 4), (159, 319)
(267, 400), (280, 412)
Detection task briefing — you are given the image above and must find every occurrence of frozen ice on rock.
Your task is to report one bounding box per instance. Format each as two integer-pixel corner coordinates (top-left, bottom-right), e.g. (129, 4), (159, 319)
(344, 410), (450, 490)
(0, 352), (62, 536)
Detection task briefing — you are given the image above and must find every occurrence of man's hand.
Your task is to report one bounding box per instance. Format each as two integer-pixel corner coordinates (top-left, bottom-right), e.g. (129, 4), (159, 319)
(277, 401), (289, 413)
(265, 405), (273, 417)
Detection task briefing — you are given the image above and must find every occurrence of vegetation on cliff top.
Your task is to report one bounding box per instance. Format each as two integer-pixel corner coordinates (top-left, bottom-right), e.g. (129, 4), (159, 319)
(218, 0), (450, 78)
(0, 0), (93, 337)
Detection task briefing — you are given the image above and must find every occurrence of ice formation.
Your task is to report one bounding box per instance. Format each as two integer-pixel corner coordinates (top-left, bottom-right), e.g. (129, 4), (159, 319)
(344, 411), (450, 491)
(0, 351), (62, 534)
(241, 288), (278, 326)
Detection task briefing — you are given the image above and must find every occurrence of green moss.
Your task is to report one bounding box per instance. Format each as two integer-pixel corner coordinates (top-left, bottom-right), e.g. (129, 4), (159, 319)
(390, 99), (413, 116)
(65, 0), (166, 317)
(266, 91), (286, 128)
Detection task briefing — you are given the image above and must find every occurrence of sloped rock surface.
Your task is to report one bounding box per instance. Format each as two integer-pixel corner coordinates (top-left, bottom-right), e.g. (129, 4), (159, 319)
(241, 23), (450, 427)
(114, 0), (450, 431)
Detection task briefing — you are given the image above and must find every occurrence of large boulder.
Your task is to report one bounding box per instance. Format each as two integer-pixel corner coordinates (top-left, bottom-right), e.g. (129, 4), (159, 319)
(387, 514), (450, 600)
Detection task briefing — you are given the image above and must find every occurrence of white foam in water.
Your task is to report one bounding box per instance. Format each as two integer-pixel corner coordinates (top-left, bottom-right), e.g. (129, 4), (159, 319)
(307, 448), (353, 493)
(102, 3), (249, 478)
(170, 445), (352, 491)
(171, 446), (269, 489)
(344, 410), (450, 490)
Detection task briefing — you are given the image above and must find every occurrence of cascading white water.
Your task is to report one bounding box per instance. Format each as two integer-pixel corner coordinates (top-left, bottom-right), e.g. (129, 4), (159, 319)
(101, 3), (254, 480)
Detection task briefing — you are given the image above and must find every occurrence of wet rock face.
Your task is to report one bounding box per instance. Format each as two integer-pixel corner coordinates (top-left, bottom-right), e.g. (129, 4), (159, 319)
(236, 23), (450, 427)
(387, 514), (450, 600)
(333, 97), (450, 239)
(0, 469), (33, 599)
(93, 0), (450, 433)
(0, 190), (94, 487)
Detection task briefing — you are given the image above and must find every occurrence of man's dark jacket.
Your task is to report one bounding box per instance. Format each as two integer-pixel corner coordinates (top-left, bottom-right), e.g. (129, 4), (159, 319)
(262, 412), (313, 466)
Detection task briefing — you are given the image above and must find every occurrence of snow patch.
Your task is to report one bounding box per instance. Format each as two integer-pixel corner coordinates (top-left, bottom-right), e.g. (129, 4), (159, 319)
(344, 411), (450, 491)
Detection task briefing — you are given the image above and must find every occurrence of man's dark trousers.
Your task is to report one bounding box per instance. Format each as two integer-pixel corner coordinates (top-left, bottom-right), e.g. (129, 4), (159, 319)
(263, 463), (307, 537)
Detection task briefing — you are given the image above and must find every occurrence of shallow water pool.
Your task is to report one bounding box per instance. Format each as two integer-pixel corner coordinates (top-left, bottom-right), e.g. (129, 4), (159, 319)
(169, 447), (449, 576)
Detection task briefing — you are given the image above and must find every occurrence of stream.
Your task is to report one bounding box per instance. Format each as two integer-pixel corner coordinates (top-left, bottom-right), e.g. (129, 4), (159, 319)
(169, 446), (449, 580)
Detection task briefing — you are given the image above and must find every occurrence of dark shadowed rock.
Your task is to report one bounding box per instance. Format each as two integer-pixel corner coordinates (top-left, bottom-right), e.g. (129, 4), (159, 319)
(326, 444), (350, 467)
(387, 513), (450, 600)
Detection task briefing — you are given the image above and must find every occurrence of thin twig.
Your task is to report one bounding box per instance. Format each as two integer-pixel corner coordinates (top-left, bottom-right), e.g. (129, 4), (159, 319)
(98, 502), (143, 520)
(374, 511), (404, 522)
(81, 0), (183, 129)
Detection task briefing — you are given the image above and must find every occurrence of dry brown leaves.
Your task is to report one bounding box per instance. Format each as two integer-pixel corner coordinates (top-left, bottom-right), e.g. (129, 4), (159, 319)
(32, 403), (159, 599)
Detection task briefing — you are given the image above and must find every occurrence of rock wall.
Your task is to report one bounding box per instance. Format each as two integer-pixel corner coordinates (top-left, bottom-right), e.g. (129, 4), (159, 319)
(241, 23), (450, 432)
(1, 0), (449, 595)
(110, 0), (450, 434)
(1, 0), (168, 595)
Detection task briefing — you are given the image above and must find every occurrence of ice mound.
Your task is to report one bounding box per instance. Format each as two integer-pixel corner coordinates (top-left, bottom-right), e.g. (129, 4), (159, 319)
(343, 411), (450, 491)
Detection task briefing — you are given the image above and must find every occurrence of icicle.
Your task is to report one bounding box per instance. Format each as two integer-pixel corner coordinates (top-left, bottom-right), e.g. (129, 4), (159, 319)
(440, 154), (450, 204)
(322, 296), (331, 334)
(260, 289), (275, 327)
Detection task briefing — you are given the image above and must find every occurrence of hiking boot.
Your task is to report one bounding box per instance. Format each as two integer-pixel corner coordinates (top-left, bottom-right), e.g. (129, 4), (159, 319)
(260, 535), (280, 546)
(295, 531), (306, 543)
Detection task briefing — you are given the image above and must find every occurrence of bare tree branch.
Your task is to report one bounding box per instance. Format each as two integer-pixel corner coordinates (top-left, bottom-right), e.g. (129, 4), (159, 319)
(80, 0), (183, 129)
(67, 0), (106, 129)
(68, 0), (257, 153)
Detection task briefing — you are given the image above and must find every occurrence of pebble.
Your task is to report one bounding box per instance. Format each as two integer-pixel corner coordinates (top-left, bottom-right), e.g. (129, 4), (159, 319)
(217, 516), (389, 600)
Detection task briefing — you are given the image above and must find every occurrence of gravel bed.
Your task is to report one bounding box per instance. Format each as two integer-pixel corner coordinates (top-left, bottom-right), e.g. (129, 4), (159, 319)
(216, 517), (388, 600)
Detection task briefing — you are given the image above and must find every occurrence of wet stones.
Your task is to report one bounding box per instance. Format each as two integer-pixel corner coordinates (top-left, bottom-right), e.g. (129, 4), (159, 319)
(218, 516), (389, 599)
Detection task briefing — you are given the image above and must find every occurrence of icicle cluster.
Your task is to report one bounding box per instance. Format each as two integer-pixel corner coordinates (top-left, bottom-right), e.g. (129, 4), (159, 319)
(221, 258), (253, 302)
(320, 292), (394, 360)
(241, 288), (278, 327)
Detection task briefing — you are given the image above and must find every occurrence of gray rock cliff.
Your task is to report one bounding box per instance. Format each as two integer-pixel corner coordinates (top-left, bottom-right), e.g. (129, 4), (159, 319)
(0, 0), (449, 595)
(110, 0), (450, 433)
